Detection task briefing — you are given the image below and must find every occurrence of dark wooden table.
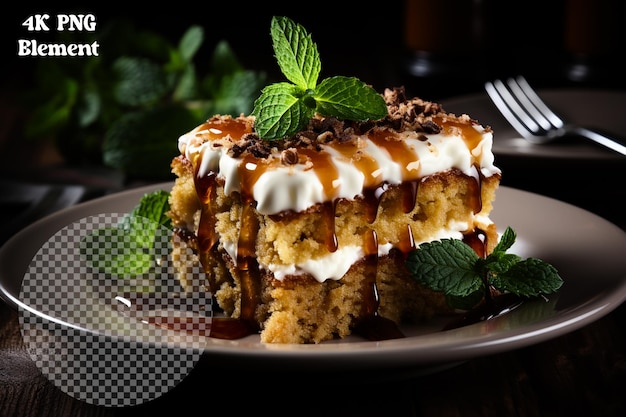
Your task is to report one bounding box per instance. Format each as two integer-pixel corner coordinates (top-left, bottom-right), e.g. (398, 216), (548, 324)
(2, 287), (626, 416)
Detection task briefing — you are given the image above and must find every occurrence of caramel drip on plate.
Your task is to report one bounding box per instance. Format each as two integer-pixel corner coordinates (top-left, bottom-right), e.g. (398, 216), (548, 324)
(463, 228), (487, 258)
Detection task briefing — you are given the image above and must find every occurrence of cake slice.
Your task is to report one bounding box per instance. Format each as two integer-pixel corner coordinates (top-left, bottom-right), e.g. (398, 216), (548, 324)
(166, 17), (501, 343)
(167, 86), (501, 343)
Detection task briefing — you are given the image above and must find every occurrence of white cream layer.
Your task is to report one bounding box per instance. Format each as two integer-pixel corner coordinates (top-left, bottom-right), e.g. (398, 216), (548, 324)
(179, 127), (500, 216)
(220, 221), (480, 282)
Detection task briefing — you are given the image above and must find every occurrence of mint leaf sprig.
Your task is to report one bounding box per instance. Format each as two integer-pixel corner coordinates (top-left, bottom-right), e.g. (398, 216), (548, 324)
(80, 190), (173, 279)
(406, 227), (563, 311)
(251, 16), (389, 140)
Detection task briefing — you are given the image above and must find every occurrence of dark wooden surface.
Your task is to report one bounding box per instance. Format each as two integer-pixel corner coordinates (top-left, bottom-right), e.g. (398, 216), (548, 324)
(2, 293), (626, 416)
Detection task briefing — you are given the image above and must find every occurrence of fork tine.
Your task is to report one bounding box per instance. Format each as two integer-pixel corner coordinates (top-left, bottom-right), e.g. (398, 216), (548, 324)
(513, 76), (564, 129)
(484, 79), (540, 138)
(505, 77), (553, 131)
(486, 76), (626, 155)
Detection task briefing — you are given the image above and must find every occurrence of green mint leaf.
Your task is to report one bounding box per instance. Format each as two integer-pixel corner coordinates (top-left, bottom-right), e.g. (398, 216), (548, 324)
(271, 16), (320, 89)
(113, 56), (170, 107)
(80, 227), (154, 278)
(406, 239), (483, 297)
(24, 76), (78, 139)
(406, 226), (563, 312)
(201, 41), (268, 116)
(172, 64), (198, 101)
(103, 105), (201, 179)
(121, 190), (172, 262)
(212, 70), (268, 116)
(484, 227), (522, 273)
(80, 190), (172, 278)
(210, 40), (244, 76)
(252, 16), (388, 140)
(492, 226), (516, 253)
(178, 25), (204, 63)
(490, 258), (563, 297)
(77, 88), (101, 127)
(314, 76), (389, 121)
(251, 82), (314, 139)
(486, 252), (522, 274)
(128, 189), (172, 232)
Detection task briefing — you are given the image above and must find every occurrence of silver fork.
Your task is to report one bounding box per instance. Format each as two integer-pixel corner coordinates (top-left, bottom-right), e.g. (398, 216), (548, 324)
(484, 76), (626, 156)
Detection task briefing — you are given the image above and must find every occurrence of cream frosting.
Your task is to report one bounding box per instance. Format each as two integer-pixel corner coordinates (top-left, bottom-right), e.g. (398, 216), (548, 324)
(178, 122), (500, 216)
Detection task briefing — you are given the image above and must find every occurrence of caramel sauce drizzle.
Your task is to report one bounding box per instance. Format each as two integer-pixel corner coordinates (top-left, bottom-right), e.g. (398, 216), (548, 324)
(353, 228), (405, 340)
(194, 169), (219, 254)
(194, 117), (251, 141)
(236, 203), (262, 325)
(188, 120), (489, 340)
(327, 140), (382, 187)
(298, 148), (340, 252)
(361, 183), (388, 224)
(399, 180), (419, 213)
(368, 129), (418, 178)
(397, 224), (416, 255)
(320, 201), (339, 252)
(433, 116), (485, 159)
(297, 148), (339, 198)
(240, 154), (268, 197)
(361, 229), (380, 317)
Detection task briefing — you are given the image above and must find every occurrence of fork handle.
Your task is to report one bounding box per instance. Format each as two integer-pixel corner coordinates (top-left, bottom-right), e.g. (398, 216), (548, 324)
(571, 126), (626, 156)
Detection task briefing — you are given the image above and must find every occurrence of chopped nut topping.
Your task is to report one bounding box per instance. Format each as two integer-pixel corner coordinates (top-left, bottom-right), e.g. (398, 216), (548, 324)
(281, 148), (299, 165)
(224, 85), (481, 159)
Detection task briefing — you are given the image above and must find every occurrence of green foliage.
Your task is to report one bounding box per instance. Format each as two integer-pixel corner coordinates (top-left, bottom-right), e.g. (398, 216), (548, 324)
(23, 19), (267, 179)
(126, 189), (172, 231)
(251, 16), (388, 140)
(406, 227), (563, 310)
(80, 190), (172, 278)
(102, 105), (200, 179)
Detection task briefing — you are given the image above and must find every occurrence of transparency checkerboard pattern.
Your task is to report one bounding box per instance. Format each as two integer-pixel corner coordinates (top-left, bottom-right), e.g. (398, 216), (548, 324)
(18, 213), (211, 407)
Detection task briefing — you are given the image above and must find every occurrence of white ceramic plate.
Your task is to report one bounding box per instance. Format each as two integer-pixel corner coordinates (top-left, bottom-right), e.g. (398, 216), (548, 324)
(1, 183), (626, 375)
(441, 89), (626, 160)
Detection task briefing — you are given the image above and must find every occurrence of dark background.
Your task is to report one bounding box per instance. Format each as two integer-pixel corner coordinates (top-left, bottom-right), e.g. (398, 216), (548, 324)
(4, 0), (626, 100)
(2, 1), (625, 213)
